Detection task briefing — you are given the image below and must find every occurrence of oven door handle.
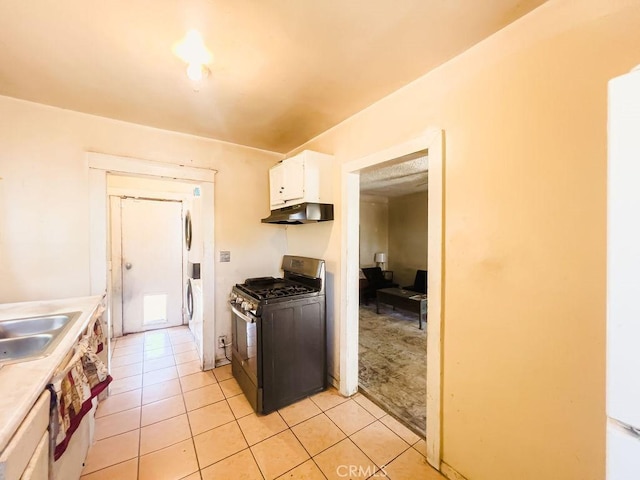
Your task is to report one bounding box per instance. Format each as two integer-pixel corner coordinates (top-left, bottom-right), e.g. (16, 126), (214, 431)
(231, 305), (256, 324)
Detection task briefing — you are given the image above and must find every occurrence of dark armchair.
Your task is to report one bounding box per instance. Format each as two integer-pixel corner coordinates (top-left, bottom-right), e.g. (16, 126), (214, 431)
(403, 269), (427, 294)
(361, 267), (399, 304)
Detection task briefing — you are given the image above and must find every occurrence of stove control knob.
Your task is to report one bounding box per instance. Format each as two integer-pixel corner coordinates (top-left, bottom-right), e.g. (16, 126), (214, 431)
(241, 301), (248, 310)
(229, 292), (237, 301)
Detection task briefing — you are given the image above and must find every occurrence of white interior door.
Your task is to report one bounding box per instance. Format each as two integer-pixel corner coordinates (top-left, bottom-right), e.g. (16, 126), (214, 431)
(121, 198), (183, 333)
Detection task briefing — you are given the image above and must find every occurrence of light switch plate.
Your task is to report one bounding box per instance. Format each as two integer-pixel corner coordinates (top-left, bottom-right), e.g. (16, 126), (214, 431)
(220, 251), (231, 262)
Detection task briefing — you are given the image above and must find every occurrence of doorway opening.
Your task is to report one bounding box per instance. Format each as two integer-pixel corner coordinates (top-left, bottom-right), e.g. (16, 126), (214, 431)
(88, 152), (217, 369)
(107, 174), (200, 339)
(358, 151), (428, 436)
(340, 129), (444, 469)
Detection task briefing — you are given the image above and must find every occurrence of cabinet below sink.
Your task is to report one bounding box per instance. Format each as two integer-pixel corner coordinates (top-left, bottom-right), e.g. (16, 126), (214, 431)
(0, 388), (50, 480)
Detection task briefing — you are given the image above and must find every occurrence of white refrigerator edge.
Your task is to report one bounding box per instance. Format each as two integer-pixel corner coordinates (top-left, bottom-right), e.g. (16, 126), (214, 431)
(607, 65), (640, 479)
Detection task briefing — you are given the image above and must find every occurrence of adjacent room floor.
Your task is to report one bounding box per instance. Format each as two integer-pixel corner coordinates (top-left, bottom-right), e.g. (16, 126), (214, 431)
(80, 325), (442, 479)
(359, 303), (427, 436)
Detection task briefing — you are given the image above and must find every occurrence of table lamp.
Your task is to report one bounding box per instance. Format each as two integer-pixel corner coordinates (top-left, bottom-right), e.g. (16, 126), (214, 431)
(374, 252), (387, 270)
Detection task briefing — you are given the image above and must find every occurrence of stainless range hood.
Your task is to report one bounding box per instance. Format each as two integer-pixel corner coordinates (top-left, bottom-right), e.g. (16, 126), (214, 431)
(261, 202), (334, 224)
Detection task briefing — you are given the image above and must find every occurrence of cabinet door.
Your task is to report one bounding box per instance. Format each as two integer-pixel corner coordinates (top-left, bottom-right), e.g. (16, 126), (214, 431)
(281, 157), (304, 203)
(269, 163), (286, 208)
(20, 432), (48, 480)
(0, 390), (50, 480)
(260, 299), (326, 413)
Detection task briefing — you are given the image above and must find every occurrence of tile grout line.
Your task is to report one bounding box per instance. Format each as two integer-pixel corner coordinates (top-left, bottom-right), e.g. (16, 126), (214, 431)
(115, 331), (223, 477)
(136, 334), (147, 480)
(80, 335), (142, 478)
(278, 418), (327, 480)
(173, 341), (202, 479)
(306, 396), (409, 477)
(177, 329), (203, 480)
(226, 396), (267, 480)
(98, 327), (428, 479)
(139, 330), (159, 479)
(139, 328), (187, 478)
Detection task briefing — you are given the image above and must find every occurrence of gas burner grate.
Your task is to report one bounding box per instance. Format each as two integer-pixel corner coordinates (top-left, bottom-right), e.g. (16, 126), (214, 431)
(236, 281), (319, 301)
(253, 284), (318, 300)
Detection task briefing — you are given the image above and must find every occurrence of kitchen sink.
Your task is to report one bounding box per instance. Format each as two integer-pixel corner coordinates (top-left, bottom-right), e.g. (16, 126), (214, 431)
(0, 335), (54, 361)
(0, 314), (74, 338)
(0, 311), (80, 364)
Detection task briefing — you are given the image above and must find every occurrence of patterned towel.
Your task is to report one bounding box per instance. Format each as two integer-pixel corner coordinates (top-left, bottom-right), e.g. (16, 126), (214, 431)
(89, 310), (106, 354)
(51, 315), (112, 460)
(51, 358), (94, 460)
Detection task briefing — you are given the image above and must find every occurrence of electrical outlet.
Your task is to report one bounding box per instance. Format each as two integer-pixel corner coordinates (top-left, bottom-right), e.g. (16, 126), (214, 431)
(217, 335), (229, 348)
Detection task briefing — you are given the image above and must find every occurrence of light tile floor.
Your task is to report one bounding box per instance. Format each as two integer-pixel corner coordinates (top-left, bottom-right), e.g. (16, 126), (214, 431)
(81, 326), (444, 480)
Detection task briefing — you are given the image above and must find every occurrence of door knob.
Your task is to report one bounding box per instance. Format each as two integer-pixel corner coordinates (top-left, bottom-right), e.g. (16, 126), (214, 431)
(125, 262), (132, 270)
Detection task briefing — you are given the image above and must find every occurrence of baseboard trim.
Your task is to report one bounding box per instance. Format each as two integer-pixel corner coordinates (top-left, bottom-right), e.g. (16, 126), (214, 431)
(441, 462), (468, 480)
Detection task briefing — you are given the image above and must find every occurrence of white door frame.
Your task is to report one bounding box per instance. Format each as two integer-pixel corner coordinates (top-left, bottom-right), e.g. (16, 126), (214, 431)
(88, 152), (218, 369)
(340, 128), (444, 469)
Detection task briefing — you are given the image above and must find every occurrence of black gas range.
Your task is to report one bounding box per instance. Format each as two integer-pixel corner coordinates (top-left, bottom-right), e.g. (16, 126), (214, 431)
(230, 255), (327, 414)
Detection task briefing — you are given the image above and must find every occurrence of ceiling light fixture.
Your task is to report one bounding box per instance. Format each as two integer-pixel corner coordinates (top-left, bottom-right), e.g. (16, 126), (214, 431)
(186, 63), (210, 82)
(173, 29), (212, 82)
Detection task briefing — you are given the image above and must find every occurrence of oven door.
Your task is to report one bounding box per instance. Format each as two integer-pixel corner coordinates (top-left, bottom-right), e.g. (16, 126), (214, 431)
(231, 305), (258, 386)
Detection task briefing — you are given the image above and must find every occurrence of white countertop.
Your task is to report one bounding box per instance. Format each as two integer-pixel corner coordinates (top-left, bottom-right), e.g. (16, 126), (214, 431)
(0, 295), (104, 452)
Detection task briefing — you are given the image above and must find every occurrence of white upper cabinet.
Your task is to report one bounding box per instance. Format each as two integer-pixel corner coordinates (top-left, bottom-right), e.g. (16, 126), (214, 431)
(269, 156), (304, 207)
(269, 150), (333, 209)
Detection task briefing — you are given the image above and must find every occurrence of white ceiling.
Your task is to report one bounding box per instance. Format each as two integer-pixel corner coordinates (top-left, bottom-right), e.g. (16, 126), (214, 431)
(0, 0), (545, 153)
(360, 152), (429, 197)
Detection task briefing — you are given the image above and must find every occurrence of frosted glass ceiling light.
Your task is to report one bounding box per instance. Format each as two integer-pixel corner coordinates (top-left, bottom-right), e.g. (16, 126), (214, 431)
(186, 63), (210, 81)
(173, 29), (212, 82)
(174, 30), (212, 65)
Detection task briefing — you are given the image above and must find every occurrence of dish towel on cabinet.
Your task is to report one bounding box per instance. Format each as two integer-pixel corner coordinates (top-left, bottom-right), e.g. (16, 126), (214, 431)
(49, 315), (112, 460)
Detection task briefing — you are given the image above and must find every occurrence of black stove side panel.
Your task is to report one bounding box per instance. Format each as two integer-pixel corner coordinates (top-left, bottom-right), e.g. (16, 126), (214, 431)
(260, 296), (327, 414)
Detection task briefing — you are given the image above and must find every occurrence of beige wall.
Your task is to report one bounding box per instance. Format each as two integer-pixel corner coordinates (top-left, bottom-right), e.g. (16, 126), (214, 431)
(388, 191), (428, 287)
(286, 1), (640, 478)
(0, 96), (286, 363)
(359, 195), (388, 267)
(2, 0), (639, 477)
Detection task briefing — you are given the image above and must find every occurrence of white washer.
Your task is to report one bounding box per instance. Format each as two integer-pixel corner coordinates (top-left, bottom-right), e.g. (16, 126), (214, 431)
(186, 275), (203, 358)
(184, 190), (203, 361)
